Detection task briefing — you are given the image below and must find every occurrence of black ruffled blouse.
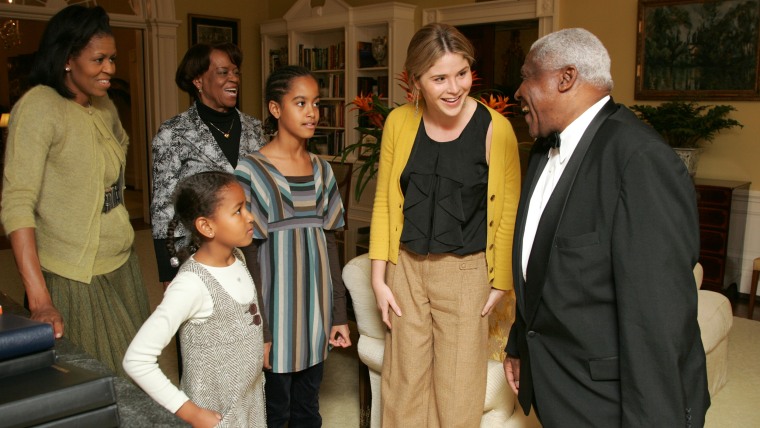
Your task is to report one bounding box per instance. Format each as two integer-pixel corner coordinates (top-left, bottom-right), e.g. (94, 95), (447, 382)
(399, 102), (490, 256)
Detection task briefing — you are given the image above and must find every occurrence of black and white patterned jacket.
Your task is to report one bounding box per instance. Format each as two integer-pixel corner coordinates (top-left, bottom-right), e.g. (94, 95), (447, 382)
(150, 103), (265, 242)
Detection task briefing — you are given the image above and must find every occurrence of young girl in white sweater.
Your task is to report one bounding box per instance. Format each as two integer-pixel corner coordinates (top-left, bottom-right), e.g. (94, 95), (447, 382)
(124, 171), (266, 428)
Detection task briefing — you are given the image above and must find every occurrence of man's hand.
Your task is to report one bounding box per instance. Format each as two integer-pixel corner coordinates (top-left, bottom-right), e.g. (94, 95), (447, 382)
(504, 355), (521, 396)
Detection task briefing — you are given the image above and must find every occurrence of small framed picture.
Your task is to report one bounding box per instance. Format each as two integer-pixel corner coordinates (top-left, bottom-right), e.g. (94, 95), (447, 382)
(189, 14), (240, 47)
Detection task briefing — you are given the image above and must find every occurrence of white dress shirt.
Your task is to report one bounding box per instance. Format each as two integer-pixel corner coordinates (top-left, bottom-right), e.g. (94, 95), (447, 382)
(521, 96), (610, 280)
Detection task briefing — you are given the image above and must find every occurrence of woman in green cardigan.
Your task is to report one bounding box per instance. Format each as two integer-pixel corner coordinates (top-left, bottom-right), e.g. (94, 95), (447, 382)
(368, 23), (521, 426)
(0, 5), (149, 377)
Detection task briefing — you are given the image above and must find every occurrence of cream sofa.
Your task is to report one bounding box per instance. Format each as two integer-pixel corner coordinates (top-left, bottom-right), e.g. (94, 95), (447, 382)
(694, 263), (733, 396)
(343, 255), (731, 427)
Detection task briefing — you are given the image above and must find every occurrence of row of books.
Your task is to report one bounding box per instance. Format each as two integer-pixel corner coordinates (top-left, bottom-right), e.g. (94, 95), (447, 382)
(298, 43), (345, 71)
(317, 74), (345, 98)
(317, 102), (346, 128)
(308, 131), (346, 156)
(357, 76), (389, 97)
(0, 313), (118, 427)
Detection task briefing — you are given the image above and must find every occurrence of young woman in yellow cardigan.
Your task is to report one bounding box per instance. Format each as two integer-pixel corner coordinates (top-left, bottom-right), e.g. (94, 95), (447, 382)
(369, 23), (521, 427)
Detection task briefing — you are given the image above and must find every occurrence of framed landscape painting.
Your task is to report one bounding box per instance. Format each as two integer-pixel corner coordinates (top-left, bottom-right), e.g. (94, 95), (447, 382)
(189, 14), (240, 47)
(635, 0), (760, 100)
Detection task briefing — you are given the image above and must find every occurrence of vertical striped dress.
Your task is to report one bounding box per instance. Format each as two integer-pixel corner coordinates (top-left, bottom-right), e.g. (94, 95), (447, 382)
(235, 151), (345, 373)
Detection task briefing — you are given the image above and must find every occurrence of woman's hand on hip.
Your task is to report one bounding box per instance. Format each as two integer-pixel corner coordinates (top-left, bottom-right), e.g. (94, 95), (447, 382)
(481, 288), (506, 317)
(175, 400), (222, 428)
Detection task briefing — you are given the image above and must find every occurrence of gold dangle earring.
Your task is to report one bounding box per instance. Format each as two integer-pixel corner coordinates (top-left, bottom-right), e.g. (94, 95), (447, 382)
(413, 88), (420, 115)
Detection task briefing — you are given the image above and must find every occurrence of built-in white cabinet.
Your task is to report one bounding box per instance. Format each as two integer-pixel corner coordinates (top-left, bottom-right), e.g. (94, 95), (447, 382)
(261, 0), (415, 158)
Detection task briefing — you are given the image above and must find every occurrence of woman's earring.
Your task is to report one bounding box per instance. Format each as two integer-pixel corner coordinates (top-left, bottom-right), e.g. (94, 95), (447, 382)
(65, 67), (71, 72)
(413, 88), (419, 115)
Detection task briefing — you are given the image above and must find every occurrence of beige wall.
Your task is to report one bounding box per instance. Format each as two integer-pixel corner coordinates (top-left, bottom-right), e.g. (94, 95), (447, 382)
(174, 0), (757, 189)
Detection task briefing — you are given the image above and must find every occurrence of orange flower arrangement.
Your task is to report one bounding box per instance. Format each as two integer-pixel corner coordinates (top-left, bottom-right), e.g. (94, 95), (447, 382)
(349, 71), (514, 125)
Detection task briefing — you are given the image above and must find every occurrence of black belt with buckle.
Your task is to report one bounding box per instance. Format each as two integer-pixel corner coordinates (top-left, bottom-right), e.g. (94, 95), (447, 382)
(103, 169), (125, 214)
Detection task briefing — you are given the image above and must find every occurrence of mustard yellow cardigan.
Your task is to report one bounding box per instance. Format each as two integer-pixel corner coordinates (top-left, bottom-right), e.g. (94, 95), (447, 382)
(369, 101), (521, 291)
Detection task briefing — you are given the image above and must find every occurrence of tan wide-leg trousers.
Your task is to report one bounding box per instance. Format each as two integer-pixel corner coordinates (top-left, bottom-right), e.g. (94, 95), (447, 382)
(381, 248), (490, 428)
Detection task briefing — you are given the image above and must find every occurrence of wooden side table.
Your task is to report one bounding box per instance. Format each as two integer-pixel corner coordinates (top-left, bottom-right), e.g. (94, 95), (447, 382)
(694, 178), (751, 293)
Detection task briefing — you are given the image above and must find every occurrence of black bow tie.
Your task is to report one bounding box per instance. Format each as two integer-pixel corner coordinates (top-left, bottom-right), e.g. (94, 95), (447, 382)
(542, 132), (561, 149)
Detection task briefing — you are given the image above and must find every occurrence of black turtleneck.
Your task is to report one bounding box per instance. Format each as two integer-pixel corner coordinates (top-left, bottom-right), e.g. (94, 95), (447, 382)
(196, 100), (242, 167)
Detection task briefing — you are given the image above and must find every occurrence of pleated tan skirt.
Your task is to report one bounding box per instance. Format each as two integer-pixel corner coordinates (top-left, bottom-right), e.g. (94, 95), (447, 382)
(43, 250), (150, 377)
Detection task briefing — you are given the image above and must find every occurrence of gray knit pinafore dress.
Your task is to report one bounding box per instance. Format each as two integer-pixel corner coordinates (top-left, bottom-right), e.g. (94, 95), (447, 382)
(178, 251), (266, 428)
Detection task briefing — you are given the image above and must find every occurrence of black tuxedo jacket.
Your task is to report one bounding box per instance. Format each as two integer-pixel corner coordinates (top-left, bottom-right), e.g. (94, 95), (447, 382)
(505, 100), (709, 427)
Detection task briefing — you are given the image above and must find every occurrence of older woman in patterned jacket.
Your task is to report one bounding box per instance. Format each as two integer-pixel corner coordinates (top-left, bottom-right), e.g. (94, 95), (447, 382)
(151, 42), (265, 283)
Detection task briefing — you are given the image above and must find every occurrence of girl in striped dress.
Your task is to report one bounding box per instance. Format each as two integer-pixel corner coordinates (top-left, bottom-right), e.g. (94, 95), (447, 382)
(235, 65), (351, 428)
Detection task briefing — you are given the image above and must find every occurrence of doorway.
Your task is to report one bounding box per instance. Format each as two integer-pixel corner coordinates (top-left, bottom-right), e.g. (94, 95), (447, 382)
(457, 20), (538, 143)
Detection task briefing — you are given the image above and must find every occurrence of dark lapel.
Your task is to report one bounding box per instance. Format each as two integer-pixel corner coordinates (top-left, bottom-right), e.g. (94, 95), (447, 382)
(523, 99), (618, 326)
(513, 143), (551, 315)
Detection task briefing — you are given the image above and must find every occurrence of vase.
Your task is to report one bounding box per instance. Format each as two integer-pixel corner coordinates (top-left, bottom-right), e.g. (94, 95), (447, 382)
(371, 36), (387, 67)
(673, 147), (703, 177)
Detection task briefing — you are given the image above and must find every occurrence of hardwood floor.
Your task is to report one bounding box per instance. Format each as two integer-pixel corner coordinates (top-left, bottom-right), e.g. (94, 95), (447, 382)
(732, 295), (759, 321)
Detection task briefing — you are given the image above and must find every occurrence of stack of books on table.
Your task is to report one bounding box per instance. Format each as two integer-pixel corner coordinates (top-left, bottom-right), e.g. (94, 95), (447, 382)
(0, 312), (119, 427)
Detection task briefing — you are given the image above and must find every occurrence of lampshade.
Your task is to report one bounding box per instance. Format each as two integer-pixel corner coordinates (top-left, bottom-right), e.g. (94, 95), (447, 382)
(0, 113), (9, 128)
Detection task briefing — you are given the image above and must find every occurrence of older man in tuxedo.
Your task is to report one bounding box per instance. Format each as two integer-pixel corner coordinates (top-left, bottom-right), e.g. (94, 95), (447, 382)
(503, 28), (709, 427)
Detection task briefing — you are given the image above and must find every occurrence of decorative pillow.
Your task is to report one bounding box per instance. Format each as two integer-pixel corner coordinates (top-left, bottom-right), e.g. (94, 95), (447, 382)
(488, 290), (515, 361)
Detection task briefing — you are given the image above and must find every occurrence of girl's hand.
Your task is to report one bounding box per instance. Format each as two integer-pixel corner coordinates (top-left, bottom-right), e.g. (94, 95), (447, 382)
(481, 288), (506, 317)
(175, 400), (222, 428)
(372, 281), (401, 330)
(329, 324), (352, 348)
(263, 342), (272, 370)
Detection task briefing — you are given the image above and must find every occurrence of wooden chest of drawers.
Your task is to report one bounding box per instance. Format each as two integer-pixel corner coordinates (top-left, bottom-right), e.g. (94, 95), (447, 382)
(694, 178), (750, 293)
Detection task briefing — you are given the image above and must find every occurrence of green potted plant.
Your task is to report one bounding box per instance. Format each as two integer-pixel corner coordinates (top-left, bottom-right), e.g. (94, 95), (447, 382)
(629, 101), (742, 176)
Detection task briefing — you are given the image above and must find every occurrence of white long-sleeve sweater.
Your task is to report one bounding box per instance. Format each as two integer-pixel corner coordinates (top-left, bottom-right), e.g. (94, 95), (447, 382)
(123, 256), (255, 413)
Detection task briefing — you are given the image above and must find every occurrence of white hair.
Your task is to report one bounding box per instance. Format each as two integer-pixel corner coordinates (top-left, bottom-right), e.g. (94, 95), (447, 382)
(530, 28), (613, 91)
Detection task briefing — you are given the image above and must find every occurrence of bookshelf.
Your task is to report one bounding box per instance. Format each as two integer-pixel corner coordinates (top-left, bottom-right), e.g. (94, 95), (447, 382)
(261, 0), (415, 159)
